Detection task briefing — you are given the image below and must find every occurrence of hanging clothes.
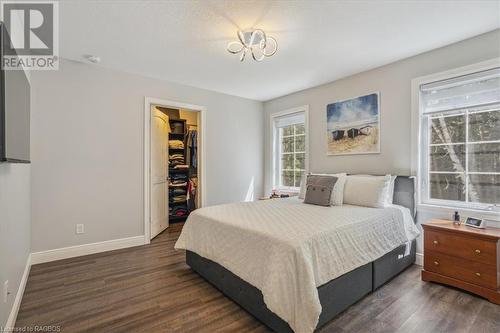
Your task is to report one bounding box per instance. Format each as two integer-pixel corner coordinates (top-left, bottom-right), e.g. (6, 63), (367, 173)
(186, 130), (197, 169)
(187, 178), (197, 211)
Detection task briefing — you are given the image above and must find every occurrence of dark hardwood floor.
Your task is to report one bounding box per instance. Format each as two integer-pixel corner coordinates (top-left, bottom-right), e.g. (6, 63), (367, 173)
(16, 223), (500, 332)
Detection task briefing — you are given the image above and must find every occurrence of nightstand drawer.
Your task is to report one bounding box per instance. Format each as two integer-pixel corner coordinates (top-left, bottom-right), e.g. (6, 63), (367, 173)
(424, 251), (497, 290)
(425, 229), (497, 265)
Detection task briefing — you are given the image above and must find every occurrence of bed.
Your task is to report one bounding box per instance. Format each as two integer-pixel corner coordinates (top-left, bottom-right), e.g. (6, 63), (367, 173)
(175, 176), (419, 332)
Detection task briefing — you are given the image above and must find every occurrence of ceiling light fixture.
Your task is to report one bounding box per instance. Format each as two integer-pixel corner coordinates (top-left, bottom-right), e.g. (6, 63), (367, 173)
(227, 29), (277, 62)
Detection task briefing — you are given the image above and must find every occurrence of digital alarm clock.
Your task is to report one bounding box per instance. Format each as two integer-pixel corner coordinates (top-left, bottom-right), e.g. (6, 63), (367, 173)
(464, 217), (486, 229)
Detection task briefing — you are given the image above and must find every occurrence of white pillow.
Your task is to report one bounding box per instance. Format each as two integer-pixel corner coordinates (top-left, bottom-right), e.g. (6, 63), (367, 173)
(352, 174), (397, 205)
(299, 173), (347, 206)
(298, 176), (307, 199)
(343, 175), (392, 208)
(386, 175), (397, 205)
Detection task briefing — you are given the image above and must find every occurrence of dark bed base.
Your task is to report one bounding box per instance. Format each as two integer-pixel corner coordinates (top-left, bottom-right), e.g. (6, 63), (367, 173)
(186, 240), (416, 332)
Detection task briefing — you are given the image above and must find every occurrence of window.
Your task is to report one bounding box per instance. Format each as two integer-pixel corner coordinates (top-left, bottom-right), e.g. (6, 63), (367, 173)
(419, 67), (500, 209)
(272, 109), (308, 191)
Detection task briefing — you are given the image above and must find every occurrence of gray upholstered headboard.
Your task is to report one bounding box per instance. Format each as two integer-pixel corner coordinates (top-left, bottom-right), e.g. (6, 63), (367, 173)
(393, 176), (416, 220)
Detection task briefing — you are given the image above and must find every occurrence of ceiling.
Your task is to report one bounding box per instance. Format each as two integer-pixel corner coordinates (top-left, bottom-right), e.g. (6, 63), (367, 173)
(59, 0), (500, 101)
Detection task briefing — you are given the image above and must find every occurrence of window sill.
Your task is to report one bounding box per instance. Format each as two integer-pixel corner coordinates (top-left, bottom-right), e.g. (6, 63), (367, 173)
(417, 203), (500, 222)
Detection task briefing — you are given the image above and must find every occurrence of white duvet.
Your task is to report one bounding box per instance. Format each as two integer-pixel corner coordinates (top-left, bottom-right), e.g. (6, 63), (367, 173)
(175, 198), (420, 333)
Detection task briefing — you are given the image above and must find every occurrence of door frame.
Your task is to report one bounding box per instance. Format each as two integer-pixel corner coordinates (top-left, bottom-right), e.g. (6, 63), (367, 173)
(144, 97), (206, 244)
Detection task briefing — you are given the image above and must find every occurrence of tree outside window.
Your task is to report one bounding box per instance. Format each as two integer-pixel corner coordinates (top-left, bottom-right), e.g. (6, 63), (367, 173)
(279, 123), (306, 188)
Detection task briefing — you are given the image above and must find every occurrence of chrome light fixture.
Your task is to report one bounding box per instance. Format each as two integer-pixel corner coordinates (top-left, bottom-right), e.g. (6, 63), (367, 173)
(227, 29), (278, 62)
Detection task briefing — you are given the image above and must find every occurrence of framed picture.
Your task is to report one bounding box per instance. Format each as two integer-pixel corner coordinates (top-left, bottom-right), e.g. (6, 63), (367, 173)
(326, 92), (380, 155)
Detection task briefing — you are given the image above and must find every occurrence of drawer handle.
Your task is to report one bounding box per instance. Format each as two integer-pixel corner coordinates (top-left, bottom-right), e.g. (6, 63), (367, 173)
(433, 240), (438, 245)
(475, 249), (481, 254)
(434, 261), (439, 266)
(475, 272), (481, 277)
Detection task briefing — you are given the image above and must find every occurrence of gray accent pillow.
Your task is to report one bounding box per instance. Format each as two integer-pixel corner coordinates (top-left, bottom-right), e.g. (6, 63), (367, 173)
(304, 175), (338, 206)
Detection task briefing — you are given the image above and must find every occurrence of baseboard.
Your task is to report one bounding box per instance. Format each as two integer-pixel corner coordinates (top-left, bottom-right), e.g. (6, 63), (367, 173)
(415, 252), (423, 266)
(5, 254), (31, 329)
(31, 236), (144, 265)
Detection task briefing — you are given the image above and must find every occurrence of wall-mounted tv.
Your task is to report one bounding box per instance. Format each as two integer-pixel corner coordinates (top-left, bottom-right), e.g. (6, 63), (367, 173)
(0, 22), (31, 163)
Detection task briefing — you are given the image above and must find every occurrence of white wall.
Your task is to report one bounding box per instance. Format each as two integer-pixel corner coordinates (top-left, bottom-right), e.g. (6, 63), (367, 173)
(263, 29), (500, 253)
(0, 165), (31, 327)
(30, 59), (263, 252)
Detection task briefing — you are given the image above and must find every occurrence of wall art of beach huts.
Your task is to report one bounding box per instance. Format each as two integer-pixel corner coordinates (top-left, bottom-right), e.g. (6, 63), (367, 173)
(326, 93), (380, 155)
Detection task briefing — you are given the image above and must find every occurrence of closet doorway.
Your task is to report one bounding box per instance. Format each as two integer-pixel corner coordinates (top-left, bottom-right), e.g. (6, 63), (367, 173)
(144, 98), (205, 243)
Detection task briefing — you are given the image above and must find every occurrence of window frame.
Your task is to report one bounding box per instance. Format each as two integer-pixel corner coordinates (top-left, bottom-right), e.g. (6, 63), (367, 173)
(270, 105), (309, 193)
(411, 58), (500, 213)
(423, 106), (500, 208)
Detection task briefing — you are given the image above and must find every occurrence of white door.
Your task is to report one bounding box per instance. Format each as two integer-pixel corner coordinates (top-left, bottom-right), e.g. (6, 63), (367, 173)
(151, 108), (169, 239)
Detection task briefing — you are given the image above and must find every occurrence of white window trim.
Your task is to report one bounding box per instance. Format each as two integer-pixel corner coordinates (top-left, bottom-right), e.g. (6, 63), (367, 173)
(270, 105), (310, 192)
(411, 58), (500, 216)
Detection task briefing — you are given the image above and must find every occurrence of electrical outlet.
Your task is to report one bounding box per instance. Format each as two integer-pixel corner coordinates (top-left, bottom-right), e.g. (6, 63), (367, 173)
(76, 224), (85, 234)
(3, 280), (8, 303)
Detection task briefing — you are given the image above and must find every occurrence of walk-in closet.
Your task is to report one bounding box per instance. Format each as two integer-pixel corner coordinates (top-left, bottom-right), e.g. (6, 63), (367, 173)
(150, 106), (200, 239)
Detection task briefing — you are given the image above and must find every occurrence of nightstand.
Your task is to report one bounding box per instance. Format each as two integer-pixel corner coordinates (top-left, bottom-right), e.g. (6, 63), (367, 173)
(421, 219), (500, 304)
